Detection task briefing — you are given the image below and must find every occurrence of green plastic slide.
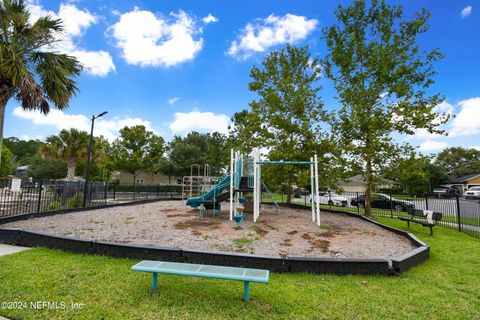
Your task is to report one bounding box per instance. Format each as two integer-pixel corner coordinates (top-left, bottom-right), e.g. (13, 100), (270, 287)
(186, 175), (231, 208)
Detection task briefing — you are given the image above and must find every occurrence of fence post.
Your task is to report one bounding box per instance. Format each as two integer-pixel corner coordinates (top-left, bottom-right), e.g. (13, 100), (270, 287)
(157, 184), (160, 199)
(356, 192), (360, 215)
(36, 180), (43, 213)
(89, 182), (94, 207)
(328, 191), (332, 211)
(113, 184), (116, 200)
(389, 192), (393, 218)
(425, 194), (429, 210)
(104, 183), (108, 205)
(456, 194), (462, 231)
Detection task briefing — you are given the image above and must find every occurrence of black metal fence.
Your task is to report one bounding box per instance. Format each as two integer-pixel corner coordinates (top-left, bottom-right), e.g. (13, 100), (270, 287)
(0, 180), (183, 217)
(272, 191), (480, 238)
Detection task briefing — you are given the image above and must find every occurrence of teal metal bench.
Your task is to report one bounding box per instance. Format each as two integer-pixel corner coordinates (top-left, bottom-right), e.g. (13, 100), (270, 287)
(131, 260), (269, 302)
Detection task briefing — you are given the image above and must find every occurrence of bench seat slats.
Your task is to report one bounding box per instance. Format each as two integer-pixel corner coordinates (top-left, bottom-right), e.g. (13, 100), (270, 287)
(131, 260), (269, 283)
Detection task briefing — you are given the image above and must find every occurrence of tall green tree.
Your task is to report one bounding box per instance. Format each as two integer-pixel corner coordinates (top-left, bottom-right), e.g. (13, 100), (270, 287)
(206, 132), (229, 175)
(386, 155), (448, 194)
(435, 147), (480, 178)
(158, 131), (228, 178)
(323, 0), (447, 216)
(75, 136), (113, 181)
(111, 125), (164, 185)
(3, 137), (42, 165)
(0, 0), (82, 167)
(228, 109), (262, 154)
(40, 128), (89, 181)
(247, 44), (325, 203)
(0, 144), (13, 176)
(27, 155), (67, 180)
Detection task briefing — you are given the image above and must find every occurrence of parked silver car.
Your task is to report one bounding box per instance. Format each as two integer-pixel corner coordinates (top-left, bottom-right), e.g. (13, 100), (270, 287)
(465, 186), (480, 200)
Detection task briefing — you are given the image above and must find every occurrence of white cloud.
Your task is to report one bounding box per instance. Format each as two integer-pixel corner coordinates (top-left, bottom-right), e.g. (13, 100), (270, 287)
(228, 13), (317, 59)
(168, 97), (180, 105)
(418, 140), (449, 152)
(57, 3), (97, 37)
(450, 97), (480, 137)
(72, 50), (116, 76)
(432, 100), (454, 115)
(461, 6), (472, 18)
(169, 110), (230, 134)
(12, 107), (156, 142)
(202, 13), (219, 24)
(411, 100), (454, 139)
(110, 8), (204, 67)
(26, 1), (115, 76)
(471, 146), (480, 151)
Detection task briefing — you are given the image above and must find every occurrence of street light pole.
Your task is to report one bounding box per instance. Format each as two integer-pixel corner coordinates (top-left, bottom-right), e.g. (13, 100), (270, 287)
(83, 111), (108, 207)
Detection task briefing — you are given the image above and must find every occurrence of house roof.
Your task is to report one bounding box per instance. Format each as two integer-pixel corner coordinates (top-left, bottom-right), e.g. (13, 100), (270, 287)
(449, 173), (480, 184)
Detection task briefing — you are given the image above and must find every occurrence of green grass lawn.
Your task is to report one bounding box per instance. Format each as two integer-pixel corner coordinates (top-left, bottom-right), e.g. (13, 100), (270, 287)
(1, 218), (479, 320)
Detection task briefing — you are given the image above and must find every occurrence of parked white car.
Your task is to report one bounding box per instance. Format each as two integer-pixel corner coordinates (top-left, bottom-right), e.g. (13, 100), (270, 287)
(313, 192), (348, 207)
(465, 186), (480, 200)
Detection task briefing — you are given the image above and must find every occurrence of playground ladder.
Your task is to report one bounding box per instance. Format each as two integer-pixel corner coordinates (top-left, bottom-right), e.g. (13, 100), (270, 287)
(261, 181), (279, 215)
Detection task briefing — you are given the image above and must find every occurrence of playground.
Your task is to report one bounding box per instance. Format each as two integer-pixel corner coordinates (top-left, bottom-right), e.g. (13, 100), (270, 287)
(2, 149), (419, 262)
(2, 200), (416, 261)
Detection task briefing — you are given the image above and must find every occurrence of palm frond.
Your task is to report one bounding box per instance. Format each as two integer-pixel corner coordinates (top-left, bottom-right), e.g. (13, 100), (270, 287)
(0, 43), (27, 85)
(31, 51), (82, 110)
(0, 0), (81, 116)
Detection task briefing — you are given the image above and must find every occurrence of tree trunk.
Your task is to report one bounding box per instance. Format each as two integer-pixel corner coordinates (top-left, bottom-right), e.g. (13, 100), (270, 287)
(0, 87), (14, 170)
(287, 178), (292, 204)
(66, 158), (77, 181)
(364, 158), (373, 217)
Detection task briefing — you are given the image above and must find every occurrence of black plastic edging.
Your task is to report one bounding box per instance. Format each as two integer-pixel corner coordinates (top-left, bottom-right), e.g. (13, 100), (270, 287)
(0, 228), (392, 275)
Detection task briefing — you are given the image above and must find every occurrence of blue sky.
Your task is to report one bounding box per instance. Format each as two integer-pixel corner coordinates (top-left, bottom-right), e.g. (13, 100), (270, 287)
(5, 0), (480, 153)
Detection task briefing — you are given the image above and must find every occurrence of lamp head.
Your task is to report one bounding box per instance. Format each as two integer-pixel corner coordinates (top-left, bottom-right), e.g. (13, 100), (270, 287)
(96, 111), (108, 118)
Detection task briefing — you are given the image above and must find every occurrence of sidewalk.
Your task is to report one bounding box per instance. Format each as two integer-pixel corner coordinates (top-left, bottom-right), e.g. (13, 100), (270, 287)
(0, 243), (31, 257)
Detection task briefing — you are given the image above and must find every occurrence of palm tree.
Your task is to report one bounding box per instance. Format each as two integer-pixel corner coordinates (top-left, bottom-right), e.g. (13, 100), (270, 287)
(40, 128), (89, 181)
(0, 0), (82, 166)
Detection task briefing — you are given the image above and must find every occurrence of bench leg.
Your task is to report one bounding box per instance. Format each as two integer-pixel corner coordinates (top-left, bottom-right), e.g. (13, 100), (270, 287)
(430, 226), (433, 236)
(152, 272), (158, 292)
(407, 220), (410, 228)
(244, 281), (250, 302)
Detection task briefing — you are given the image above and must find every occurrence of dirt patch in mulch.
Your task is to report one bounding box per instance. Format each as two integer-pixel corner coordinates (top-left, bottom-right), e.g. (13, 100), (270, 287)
(174, 219), (220, 230)
(167, 213), (194, 218)
(301, 232), (315, 240)
(309, 239), (330, 252)
(251, 226), (269, 237)
(280, 239), (293, 247)
(287, 230), (298, 235)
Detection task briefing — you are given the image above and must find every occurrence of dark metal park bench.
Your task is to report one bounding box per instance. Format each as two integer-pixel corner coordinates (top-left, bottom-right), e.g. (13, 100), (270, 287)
(398, 209), (442, 235)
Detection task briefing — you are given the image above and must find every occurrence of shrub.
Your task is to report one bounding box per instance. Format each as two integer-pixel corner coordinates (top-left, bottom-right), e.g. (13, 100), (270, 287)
(67, 192), (84, 208)
(46, 199), (62, 211)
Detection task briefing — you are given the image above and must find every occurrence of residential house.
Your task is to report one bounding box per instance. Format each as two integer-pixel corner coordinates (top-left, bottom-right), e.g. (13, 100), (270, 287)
(337, 174), (395, 193)
(112, 170), (174, 185)
(443, 173), (480, 192)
